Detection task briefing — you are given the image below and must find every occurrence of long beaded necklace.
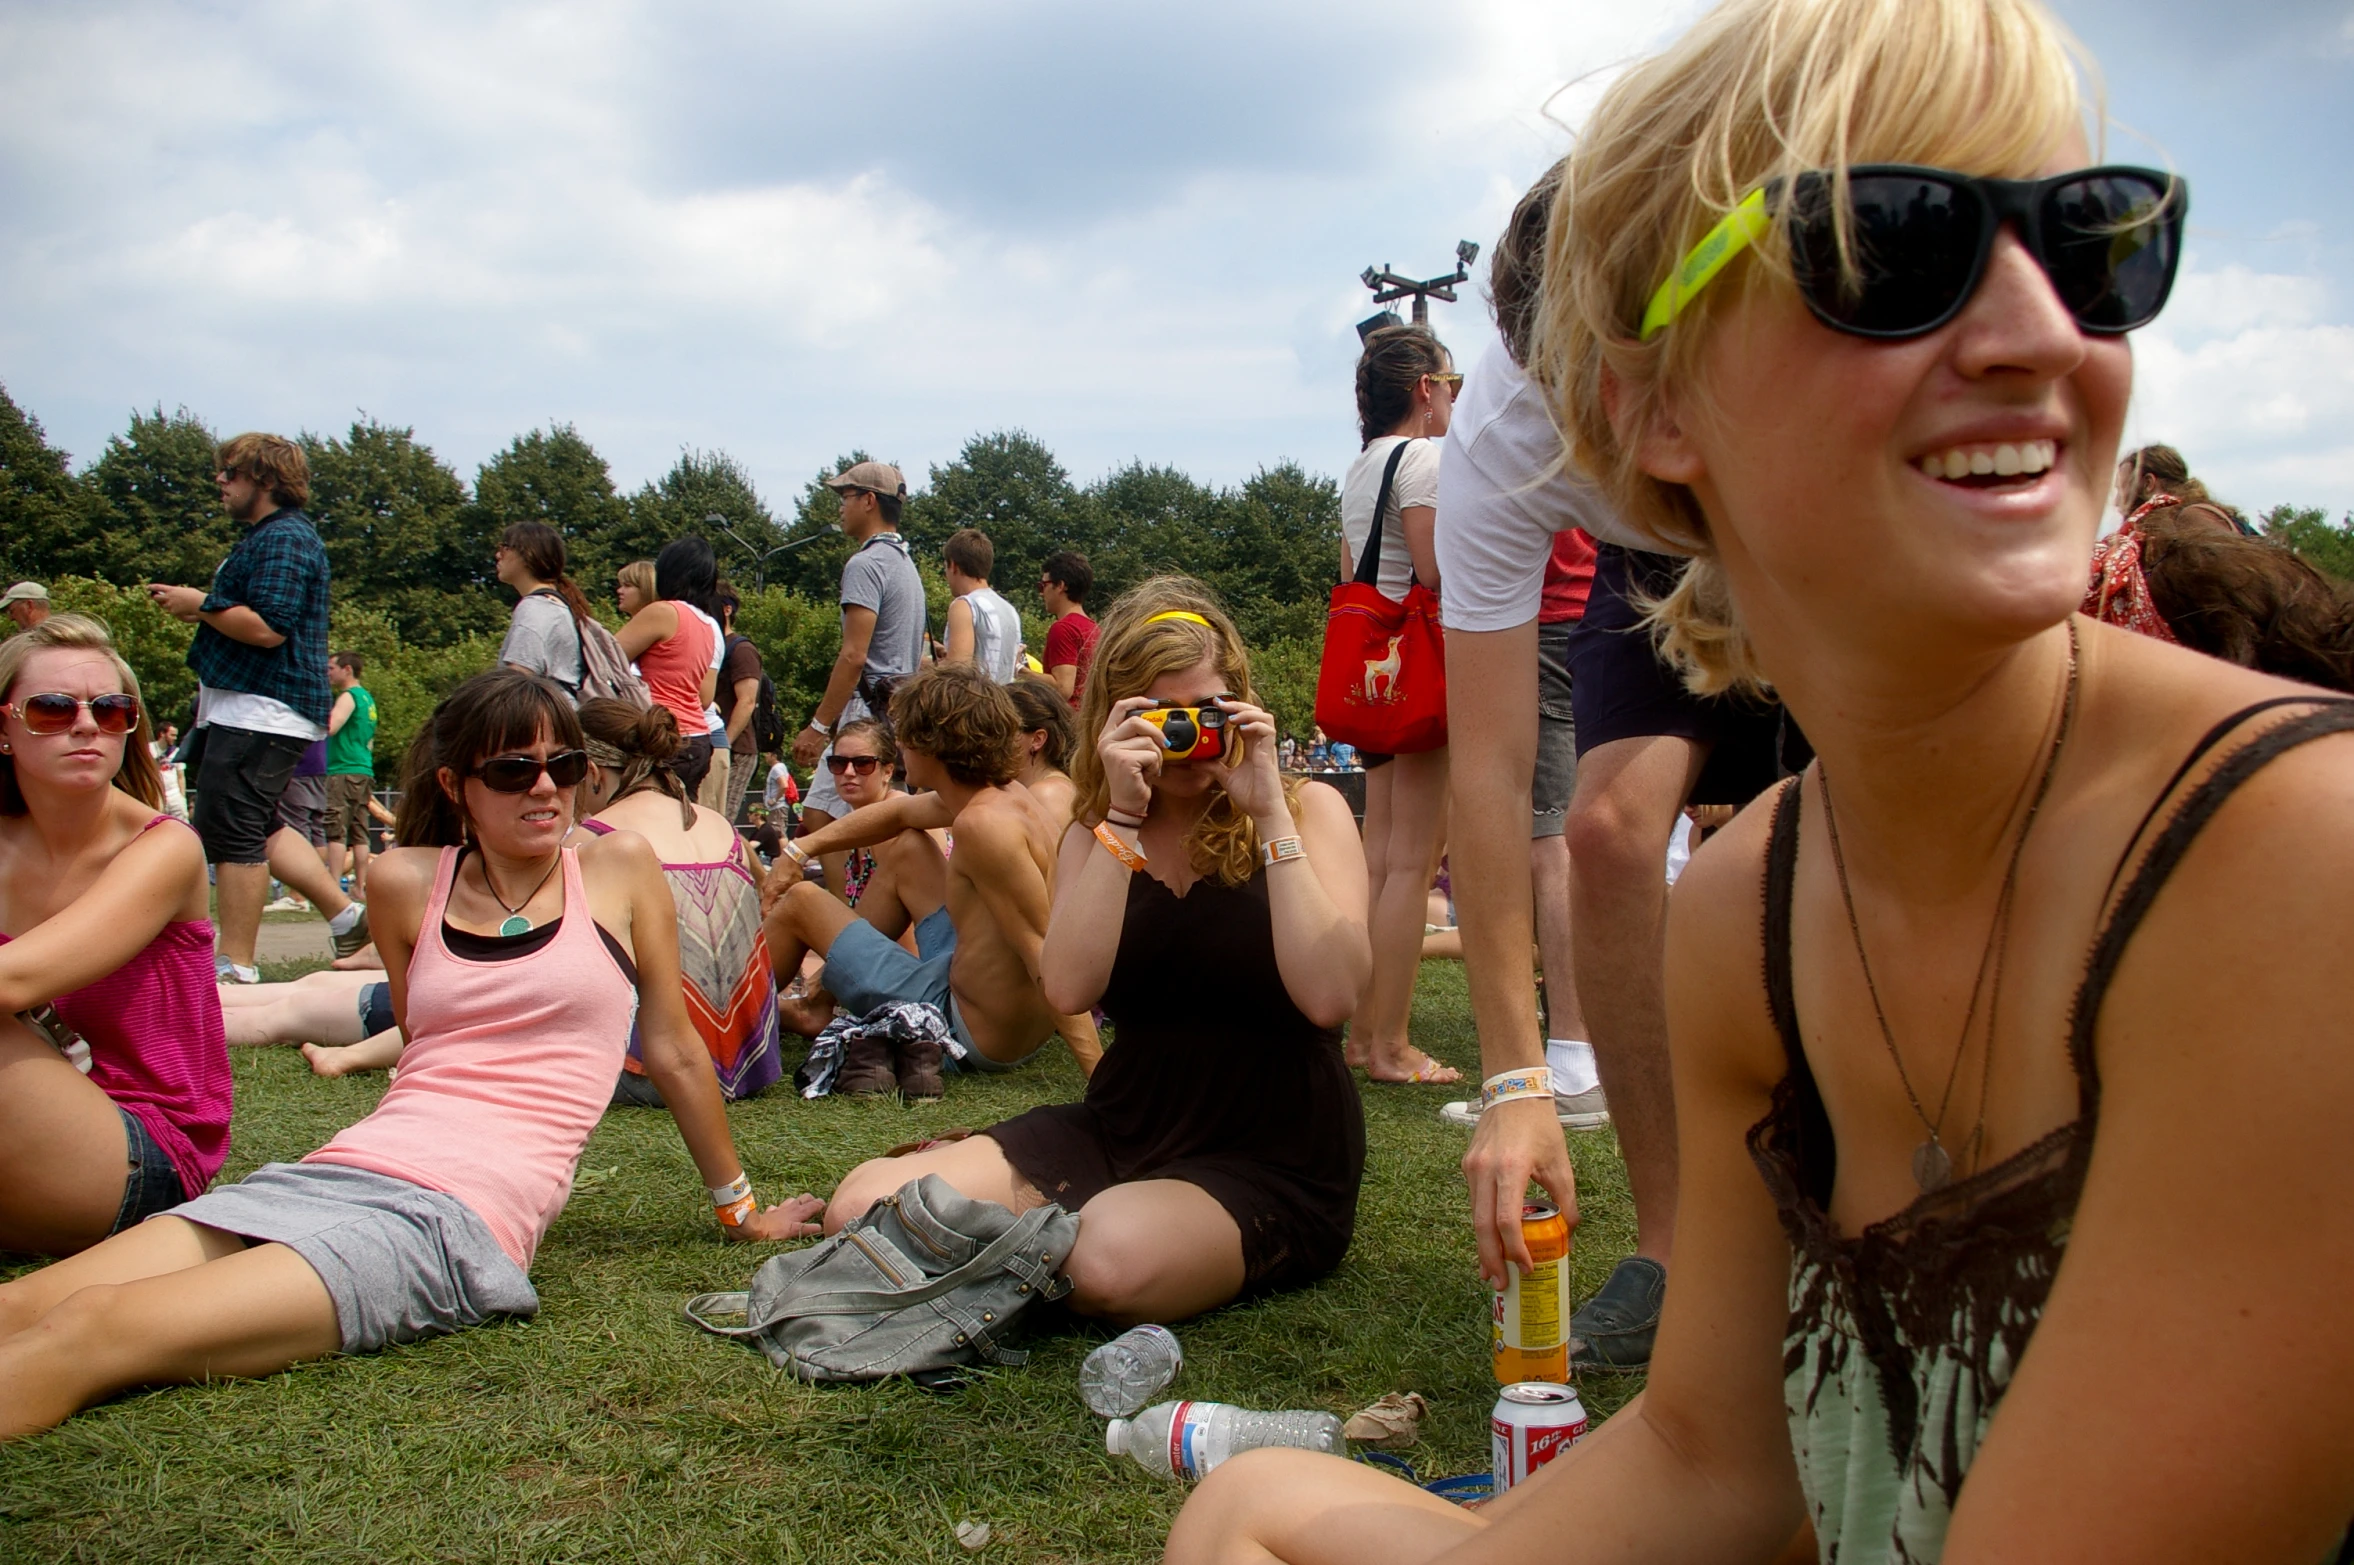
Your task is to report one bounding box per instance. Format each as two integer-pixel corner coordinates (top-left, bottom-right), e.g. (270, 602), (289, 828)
(1818, 620), (2080, 1194)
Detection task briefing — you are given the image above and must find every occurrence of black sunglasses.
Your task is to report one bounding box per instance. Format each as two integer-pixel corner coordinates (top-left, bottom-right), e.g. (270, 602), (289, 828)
(824, 754), (883, 777)
(472, 749), (589, 793)
(1781, 164), (2186, 340)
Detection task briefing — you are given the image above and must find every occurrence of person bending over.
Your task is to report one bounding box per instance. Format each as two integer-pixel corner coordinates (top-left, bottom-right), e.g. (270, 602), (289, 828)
(1170, 1), (2354, 1561)
(0, 670), (818, 1442)
(1007, 672), (1078, 834)
(823, 580), (1371, 1325)
(574, 698), (783, 1107)
(0, 616), (231, 1257)
(763, 665), (1101, 1081)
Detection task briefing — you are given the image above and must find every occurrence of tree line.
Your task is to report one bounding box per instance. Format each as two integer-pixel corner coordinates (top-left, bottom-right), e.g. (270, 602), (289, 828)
(0, 385), (1348, 771)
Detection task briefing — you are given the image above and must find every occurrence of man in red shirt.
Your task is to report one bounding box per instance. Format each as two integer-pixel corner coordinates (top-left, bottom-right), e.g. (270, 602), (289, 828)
(1038, 550), (1097, 711)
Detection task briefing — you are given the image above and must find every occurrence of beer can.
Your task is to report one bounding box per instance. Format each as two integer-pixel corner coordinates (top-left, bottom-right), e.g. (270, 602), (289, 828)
(1492, 1202), (1572, 1384)
(1490, 1381), (1589, 1493)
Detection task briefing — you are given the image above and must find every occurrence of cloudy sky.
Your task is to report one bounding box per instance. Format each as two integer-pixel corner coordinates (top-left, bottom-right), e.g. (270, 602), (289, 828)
(3, 0), (2349, 519)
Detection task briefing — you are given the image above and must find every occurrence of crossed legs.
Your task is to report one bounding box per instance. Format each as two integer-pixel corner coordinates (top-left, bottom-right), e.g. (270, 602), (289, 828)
(766, 831), (948, 1037)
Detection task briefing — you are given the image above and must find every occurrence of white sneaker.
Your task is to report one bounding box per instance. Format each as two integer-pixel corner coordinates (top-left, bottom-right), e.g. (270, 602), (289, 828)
(263, 895), (307, 913)
(1439, 1084), (1610, 1131)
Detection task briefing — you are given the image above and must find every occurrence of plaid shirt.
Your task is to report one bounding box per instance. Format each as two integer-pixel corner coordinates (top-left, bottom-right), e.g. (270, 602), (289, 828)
(189, 508), (333, 726)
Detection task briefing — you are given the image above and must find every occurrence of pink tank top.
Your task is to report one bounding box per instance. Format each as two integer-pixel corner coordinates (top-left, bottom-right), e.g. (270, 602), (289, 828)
(0, 815), (231, 1198)
(307, 845), (635, 1267)
(636, 607), (714, 736)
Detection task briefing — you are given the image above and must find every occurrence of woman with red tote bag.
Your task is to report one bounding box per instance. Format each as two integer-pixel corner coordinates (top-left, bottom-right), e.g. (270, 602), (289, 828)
(1319, 325), (1459, 1085)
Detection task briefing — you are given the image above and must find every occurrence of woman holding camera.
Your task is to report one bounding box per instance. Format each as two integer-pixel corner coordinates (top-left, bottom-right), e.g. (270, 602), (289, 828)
(824, 578), (1370, 1323)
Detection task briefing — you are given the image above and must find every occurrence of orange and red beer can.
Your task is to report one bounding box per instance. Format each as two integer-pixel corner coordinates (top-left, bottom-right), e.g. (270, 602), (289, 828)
(1491, 1202), (1571, 1385)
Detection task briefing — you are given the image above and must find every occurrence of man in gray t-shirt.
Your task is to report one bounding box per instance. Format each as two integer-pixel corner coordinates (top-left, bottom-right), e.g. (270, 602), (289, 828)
(794, 460), (927, 828)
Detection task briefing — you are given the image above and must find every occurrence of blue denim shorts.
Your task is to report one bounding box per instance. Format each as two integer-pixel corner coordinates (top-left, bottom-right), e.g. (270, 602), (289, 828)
(114, 1106), (190, 1234)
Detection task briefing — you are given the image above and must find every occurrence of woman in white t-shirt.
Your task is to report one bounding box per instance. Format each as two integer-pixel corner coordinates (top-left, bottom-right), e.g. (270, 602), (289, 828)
(1335, 325), (1460, 1085)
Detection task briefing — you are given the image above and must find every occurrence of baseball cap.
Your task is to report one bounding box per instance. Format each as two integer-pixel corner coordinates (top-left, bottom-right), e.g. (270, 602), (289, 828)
(824, 461), (907, 498)
(1, 581), (49, 607)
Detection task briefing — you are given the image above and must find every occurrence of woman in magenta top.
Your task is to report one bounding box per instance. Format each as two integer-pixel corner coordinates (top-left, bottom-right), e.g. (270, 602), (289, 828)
(0, 614), (230, 1257)
(0, 670), (821, 1440)
(617, 536), (721, 796)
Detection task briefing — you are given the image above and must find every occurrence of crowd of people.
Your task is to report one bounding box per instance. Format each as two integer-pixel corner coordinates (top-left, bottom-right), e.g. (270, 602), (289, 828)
(5, 0), (2353, 1557)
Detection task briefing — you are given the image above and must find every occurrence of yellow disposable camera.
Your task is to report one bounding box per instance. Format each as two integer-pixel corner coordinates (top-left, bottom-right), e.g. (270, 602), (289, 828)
(1141, 700), (1235, 763)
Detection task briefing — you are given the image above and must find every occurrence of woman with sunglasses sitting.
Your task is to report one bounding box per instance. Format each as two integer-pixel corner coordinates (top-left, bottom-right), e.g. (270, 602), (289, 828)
(0, 670), (819, 1441)
(0, 615), (230, 1258)
(1171, 0), (2354, 1561)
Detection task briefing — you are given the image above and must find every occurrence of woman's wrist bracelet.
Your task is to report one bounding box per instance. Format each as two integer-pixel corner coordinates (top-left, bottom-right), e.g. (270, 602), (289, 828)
(1259, 834), (1305, 867)
(710, 1172), (757, 1229)
(780, 838), (810, 868)
(1092, 821), (1148, 873)
(1104, 807), (1146, 829)
(1481, 1066), (1555, 1110)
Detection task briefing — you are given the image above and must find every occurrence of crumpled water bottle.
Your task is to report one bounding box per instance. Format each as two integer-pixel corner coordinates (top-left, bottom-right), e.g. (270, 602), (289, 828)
(1079, 1324), (1183, 1418)
(1105, 1400), (1343, 1480)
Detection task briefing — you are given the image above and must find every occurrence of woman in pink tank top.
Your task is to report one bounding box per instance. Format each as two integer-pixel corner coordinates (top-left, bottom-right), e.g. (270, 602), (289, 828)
(0, 615), (229, 1258)
(0, 670), (822, 1440)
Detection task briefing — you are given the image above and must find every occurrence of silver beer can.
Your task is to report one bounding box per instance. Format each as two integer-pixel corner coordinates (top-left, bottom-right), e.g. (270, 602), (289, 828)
(1490, 1381), (1589, 1493)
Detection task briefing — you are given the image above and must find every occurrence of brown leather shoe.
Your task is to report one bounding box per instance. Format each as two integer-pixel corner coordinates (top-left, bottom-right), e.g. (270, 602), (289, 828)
(896, 1035), (945, 1102)
(835, 1029), (897, 1096)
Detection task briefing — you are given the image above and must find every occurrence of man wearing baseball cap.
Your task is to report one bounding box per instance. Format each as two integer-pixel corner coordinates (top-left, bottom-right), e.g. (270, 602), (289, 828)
(792, 461), (926, 836)
(2, 581), (50, 631)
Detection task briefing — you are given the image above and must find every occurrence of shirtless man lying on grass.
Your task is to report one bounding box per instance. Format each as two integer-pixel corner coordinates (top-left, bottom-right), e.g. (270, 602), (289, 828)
(762, 664), (1101, 1096)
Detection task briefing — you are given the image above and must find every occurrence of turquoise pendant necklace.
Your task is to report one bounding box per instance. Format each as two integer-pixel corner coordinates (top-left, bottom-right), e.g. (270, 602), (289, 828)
(482, 850), (562, 938)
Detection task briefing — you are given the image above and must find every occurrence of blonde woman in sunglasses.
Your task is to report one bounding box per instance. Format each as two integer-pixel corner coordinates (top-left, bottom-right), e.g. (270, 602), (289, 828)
(1171, 0), (2352, 1561)
(0, 614), (228, 1259)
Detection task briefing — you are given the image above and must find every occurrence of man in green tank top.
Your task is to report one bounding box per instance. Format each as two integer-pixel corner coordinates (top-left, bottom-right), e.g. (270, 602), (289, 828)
(325, 651), (380, 895)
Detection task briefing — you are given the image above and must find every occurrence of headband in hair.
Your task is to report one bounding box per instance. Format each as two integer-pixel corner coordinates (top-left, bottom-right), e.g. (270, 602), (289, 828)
(583, 737), (629, 770)
(1146, 611), (1212, 628)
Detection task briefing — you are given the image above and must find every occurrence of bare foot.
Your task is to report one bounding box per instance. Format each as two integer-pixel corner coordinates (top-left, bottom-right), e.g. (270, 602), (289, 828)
(302, 1041), (384, 1078)
(1361, 1044), (1463, 1085)
(330, 944), (385, 971)
(776, 991), (836, 1039)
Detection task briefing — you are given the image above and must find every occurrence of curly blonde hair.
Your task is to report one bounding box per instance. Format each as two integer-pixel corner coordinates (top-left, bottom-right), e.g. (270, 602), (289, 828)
(1071, 576), (1299, 888)
(1536, 0), (2094, 693)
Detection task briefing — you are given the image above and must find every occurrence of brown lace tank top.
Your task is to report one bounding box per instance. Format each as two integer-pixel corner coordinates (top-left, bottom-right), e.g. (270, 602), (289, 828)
(1749, 697), (2354, 1563)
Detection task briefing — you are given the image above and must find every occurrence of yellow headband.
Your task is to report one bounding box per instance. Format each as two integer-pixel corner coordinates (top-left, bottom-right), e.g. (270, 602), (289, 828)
(1145, 611), (1212, 628)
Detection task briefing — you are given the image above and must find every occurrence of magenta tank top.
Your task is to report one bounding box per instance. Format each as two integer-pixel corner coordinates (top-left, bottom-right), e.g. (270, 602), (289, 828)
(306, 845), (637, 1267)
(0, 815), (231, 1199)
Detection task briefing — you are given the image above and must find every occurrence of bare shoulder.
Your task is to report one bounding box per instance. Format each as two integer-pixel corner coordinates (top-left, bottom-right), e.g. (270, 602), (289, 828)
(367, 846), (444, 904)
(1664, 782), (1792, 1093)
(951, 789), (1031, 858)
(577, 824), (662, 880)
(1292, 779), (1358, 834)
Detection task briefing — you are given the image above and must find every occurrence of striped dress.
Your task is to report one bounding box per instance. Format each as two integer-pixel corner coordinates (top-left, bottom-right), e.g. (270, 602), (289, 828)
(581, 821), (782, 1101)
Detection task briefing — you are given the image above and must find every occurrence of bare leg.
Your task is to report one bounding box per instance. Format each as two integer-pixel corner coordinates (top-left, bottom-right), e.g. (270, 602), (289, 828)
(0, 1016), (135, 1256)
(823, 1136), (1044, 1233)
(1063, 1179), (1246, 1326)
(214, 861), (269, 969)
(220, 970), (377, 1047)
(350, 838), (370, 901)
(765, 880), (865, 1037)
(1531, 834), (1588, 1040)
(0, 1218), (339, 1439)
(1353, 750), (1457, 1083)
(1561, 734), (1706, 1262)
(267, 826), (351, 920)
(1169, 1448), (1484, 1565)
(302, 1028), (405, 1077)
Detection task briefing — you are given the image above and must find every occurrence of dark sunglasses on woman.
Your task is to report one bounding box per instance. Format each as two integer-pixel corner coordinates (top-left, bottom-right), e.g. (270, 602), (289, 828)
(472, 749), (589, 792)
(824, 754), (882, 777)
(4, 693), (143, 735)
(1641, 164), (2186, 342)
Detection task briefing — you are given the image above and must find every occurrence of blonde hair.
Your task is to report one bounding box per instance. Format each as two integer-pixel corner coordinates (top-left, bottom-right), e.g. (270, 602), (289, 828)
(1071, 576), (1299, 888)
(0, 613), (165, 815)
(1537, 0), (2094, 692)
(617, 559), (656, 604)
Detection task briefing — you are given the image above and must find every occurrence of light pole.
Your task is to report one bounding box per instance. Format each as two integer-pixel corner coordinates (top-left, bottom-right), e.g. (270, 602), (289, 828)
(1358, 240), (1481, 340)
(705, 512), (829, 594)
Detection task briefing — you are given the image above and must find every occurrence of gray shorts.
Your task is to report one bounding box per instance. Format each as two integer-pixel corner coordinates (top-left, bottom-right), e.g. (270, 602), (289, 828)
(275, 772), (328, 848)
(1533, 620), (1578, 839)
(171, 1162), (538, 1354)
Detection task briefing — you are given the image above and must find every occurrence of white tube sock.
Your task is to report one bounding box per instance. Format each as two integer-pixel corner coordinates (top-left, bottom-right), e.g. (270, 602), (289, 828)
(1546, 1038), (1599, 1096)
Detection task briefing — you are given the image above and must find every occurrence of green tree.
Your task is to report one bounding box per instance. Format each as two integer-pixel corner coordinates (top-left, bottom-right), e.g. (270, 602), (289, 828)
(80, 406), (239, 588)
(626, 449), (778, 590)
(2261, 504), (2354, 581)
(0, 383), (104, 586)
(19, 576), (201, 726)
(305, 419), (493, 646)
(1249, 634), (1323, 743)
(728, 586), (851, 737)
(1200, 463), (1342, 646)
(764, 452), (872, 603)
(470, 425), (634, 598)
(905, 431), (1081, 599)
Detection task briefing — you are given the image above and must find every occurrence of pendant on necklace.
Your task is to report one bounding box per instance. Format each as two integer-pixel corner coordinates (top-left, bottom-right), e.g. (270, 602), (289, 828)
(1912, 1139), (1953, 1194)
(499, 915), (532, 937)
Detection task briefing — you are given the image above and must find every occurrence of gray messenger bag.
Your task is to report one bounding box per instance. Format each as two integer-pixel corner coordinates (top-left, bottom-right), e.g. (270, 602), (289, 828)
(684, 1175), (1079, 1384)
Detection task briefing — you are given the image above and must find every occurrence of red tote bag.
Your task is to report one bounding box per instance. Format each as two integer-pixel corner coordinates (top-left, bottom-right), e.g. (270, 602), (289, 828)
(1315, 440), (1448, 754)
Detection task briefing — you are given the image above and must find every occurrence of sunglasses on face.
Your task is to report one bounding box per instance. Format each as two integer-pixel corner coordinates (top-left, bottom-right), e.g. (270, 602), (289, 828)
(471, 749), (589, 793)
(1425, 371), (1464, 392)
(1642, 164), (2186, 343)
(5, 693), (141, 735)
(825, 754), (883, 777)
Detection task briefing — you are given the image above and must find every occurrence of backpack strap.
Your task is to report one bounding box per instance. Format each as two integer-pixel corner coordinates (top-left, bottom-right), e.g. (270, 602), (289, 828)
(527, 587), (587, 695)
(738, 1203), (1071, 1327)
(1352, 440), (1416, 586)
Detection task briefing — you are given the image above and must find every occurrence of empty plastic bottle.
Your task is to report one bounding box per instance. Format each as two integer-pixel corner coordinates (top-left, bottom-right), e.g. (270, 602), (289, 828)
(1079, 1324), (1184, 1418)
(1105, 1400), (1344, 1480)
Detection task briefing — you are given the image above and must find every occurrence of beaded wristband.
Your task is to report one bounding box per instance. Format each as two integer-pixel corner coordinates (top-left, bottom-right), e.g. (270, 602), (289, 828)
(1481, 1065), (1555, 1110)
(1092, 821), (1148, 872)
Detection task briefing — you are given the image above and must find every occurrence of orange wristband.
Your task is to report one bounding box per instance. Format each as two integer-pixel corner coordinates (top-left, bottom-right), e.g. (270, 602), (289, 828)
(1092, 821), (1147, 873)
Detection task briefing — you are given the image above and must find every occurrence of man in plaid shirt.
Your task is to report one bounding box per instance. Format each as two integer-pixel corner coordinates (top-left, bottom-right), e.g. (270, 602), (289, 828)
(148, 434), (367, 982)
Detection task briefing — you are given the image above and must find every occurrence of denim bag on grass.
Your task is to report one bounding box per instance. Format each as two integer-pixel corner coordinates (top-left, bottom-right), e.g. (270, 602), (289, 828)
(684, 1174), (1078, 1383)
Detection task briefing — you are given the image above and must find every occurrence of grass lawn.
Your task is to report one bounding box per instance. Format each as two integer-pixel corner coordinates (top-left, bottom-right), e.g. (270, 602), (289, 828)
(0, 960), (1644, 1563)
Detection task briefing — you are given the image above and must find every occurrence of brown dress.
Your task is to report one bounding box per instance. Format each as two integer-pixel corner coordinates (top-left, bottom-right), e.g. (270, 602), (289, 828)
(984, 864), (1365, 1295)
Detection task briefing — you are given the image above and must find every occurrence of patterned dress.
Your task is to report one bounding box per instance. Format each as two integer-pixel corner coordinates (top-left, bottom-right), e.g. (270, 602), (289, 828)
(581, 820), (781, 1101)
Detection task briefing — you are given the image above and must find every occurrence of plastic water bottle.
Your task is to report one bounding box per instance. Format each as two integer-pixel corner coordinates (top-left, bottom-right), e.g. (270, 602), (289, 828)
(1079, 1324), (1183, 1418)
(1105, 1400), (1344, 1480)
